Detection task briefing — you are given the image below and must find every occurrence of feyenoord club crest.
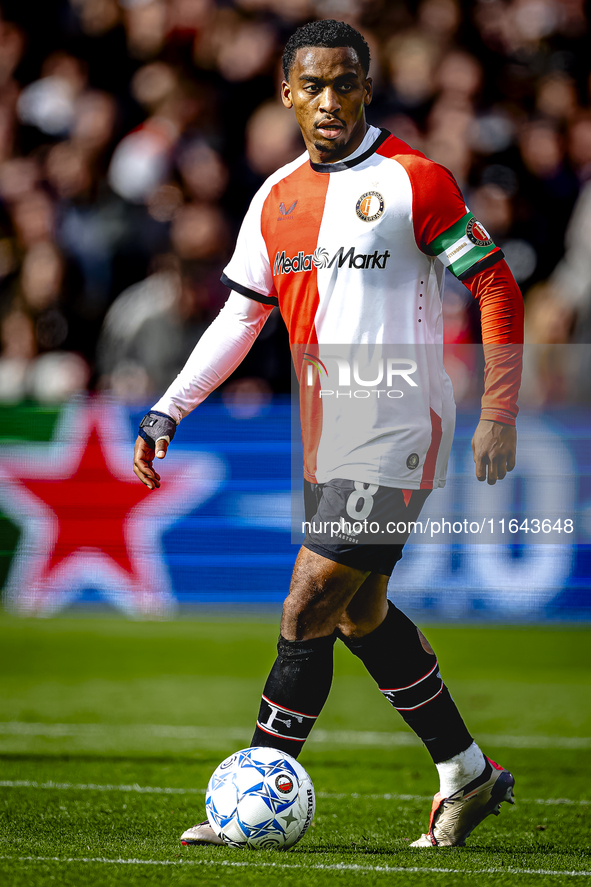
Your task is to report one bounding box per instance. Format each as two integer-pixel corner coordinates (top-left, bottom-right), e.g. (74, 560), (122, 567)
(0, 398), (225, 617)
(275, 775), (294, 794)
(466, 217), (493, 247)
(356, 191), (385, 222)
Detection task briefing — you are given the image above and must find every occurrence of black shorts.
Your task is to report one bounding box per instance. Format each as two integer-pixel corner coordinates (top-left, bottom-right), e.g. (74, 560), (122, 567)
(303, 479), (431, 577)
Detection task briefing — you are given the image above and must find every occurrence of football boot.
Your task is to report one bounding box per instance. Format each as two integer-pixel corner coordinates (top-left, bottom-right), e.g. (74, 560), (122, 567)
(180, 820), (225, 846)
(410, 756), (515, 847)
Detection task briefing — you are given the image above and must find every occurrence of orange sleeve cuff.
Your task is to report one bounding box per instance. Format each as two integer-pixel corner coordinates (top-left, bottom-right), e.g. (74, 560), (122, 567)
(463, 259), (524, 422)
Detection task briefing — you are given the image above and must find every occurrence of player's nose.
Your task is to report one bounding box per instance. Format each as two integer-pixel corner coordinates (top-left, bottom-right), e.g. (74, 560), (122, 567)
(319, 87), (341, 114)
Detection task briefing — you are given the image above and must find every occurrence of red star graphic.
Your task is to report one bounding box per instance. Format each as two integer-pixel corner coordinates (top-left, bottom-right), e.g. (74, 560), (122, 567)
(20, 427), (148, 578)
(0, 399), (226, 617)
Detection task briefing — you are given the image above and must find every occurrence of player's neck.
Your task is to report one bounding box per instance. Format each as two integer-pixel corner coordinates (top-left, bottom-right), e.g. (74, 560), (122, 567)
(308, 122), (371, 165)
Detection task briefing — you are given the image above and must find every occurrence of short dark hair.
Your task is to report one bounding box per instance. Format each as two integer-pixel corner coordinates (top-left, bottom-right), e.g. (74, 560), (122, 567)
(282, 20), (371, 81)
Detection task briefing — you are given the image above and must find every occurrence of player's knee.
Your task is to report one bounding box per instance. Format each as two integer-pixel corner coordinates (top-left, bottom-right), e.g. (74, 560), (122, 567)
(281, 592), (339, 639)
(281, 595), (310, 637)
(337, 584), (389, 640)
(336, 612), (381, 640)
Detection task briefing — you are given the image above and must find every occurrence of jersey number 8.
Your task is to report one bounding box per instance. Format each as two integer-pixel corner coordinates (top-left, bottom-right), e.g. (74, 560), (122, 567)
(346, 482), (379, 521)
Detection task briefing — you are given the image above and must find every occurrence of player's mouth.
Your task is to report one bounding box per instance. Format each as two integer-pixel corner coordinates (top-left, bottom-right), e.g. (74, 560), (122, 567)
(315, 119), (345, 140)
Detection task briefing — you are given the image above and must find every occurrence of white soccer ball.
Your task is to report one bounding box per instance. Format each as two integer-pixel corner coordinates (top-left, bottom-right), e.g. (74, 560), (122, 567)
(205, 746), (315, 849)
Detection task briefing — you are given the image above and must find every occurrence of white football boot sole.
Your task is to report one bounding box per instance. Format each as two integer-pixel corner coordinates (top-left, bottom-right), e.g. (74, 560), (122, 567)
(180, 820), (225, 846)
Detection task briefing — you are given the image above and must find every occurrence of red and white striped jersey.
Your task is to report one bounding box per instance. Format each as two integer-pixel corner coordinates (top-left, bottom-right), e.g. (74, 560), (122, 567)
(222, 126), (507, 489)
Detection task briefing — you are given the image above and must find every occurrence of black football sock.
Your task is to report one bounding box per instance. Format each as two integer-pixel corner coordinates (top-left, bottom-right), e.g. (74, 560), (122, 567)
(250, 633), (336, 758)
(340, 602), (473, 764)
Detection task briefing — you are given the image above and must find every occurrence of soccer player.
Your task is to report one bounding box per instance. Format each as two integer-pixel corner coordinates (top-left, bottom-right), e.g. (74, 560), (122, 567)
(133, 20), (523, 848)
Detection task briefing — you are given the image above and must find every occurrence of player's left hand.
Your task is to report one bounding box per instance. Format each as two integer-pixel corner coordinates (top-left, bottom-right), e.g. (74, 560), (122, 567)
(471, 419), (516, 485)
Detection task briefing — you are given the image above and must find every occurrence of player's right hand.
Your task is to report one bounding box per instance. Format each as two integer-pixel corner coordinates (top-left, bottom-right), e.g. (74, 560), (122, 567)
(133, 436), (168, 490)
(471, 419), (516, 485)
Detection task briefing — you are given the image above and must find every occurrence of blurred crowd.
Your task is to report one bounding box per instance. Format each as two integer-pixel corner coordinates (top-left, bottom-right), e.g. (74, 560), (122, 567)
(0, 0), (590, 407)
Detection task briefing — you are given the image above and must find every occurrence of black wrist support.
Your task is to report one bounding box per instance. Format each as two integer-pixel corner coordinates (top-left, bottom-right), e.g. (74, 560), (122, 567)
(138, 411), (177, 450)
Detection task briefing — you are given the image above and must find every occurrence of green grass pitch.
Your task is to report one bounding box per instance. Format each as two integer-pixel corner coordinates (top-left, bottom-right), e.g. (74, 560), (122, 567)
(0, 613), (590, 886)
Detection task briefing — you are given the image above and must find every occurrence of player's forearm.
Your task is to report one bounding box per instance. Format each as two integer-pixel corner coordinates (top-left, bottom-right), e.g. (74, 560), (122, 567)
(152, 292), (273, 423)
(464, 259), (524, 425)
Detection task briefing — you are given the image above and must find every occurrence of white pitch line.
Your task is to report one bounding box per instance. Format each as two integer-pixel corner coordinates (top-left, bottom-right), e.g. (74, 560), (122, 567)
(0, 780), (203, 795)
(1, 721), (589, 750)
(1, 855), (590, 878)
(0, 723), (249, 741)
(0, 779), (588, 807)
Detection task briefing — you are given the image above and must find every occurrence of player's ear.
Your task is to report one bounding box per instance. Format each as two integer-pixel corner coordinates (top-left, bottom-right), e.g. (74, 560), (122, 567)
(363, 76), (373, 106)
(281, 80), (293, 109)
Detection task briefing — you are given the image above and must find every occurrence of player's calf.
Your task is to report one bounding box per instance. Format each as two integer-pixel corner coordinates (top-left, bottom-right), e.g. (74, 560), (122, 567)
(250, 633), (336, 755)
(340, 602), (474, 764)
